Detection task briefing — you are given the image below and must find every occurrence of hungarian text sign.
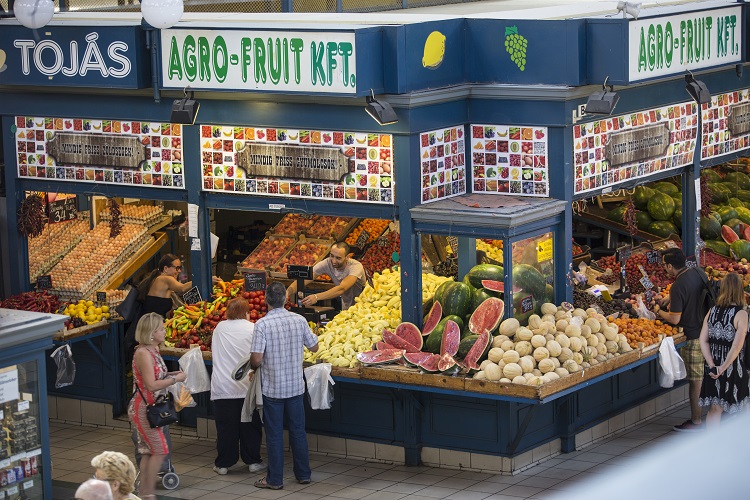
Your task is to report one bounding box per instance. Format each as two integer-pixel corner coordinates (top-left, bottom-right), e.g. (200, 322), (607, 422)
(236, 143), (348, 181)
(604, 124), (670, 166)
(46, 133), (147, 169)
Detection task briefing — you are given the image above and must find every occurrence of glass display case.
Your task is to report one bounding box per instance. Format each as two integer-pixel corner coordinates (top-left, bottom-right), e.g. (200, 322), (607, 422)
(511, 231), (555, 322)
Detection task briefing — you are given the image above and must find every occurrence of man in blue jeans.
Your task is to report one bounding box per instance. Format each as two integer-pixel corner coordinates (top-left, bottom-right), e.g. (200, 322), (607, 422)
(249, 281), (318, 489)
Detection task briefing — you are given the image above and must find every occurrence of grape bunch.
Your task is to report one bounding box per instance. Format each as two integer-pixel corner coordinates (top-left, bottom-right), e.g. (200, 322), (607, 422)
(504, 26), (528, 71)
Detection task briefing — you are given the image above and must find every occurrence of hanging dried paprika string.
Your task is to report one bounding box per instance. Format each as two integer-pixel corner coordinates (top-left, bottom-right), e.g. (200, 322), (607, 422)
(108, 198), (123, 238)
(17, 192), (46, 238)
(624, 198), (639, 237)
(700, 174), (712, 218)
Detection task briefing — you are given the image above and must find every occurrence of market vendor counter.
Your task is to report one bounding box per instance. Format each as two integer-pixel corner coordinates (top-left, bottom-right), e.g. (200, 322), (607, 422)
(47, 320), (126, 415)
(161, 336), (686, 473)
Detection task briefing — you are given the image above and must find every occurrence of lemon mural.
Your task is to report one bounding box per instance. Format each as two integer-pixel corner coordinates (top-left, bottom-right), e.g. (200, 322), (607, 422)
(422, 31), (446, 69)
(0, 49), (7, 73)
(504, 26), (528, 71)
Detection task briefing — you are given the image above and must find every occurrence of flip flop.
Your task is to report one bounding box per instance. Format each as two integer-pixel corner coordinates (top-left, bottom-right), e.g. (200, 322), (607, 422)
(254, 477), (283, 490)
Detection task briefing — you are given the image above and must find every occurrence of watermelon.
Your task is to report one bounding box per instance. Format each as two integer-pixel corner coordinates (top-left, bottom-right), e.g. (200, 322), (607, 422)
(652, 181), (679, 195)
(722, 225), (740, 244)
(730, 240), (750, 260)
(482, 280), (504, 293)
(703, 170), (723, 183)
(403, 352), (434, 367)
(437, 353), (458, 374)
(717, 206), (738, 223)
(700, 216), (722, 240)
(433, 280), (453, 306)
(633, 186), (655, 210)
(725, 171), (750, 189)
(357, 349), (405, 365)
(439, 282), (472, 318)
(395, 322), (423, 350)
(463, 331), (492, 371)
(719, 182), (739, 196)
(512, 264), (546, 298)
(735, 207), (750, 225)
(673, 206), (682, 230)
(635, 211), (653, 231)
(375, 341), (392, 350)
(468, 297), (505, 335)
(458, 335), (480, 358)
(422, 301), (443, 337)
(418, 354), (441, 372)
(441, 314), (466, 339)
(440, 320), (461, 357)
(704, 240), (730, 257)
(472, 288), (497, 310)
(382, 329), (421, 353)
(725, 218), (742, 234)
(728, 198), (746, 209)
(647, 191), (676, 221)
(425, 317), (449, 354)
(464, 264), (505, 289)
(670, 193), (682, 205)
(745, 227), (750, 241)
(607, 205), (627, 224)
(712, 184), (731, 203)
(648, 221), (679, 238)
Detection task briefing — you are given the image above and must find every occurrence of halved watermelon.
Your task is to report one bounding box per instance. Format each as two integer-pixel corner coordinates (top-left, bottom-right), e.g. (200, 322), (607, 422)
(422, 302), (443, 337)
(403, 352), (434, 367)
(357, 349), (405, 365)
(481, 280), (504, 293)
(395, 322), (424, 350)
(468, 297), (505, 334)
(463, 331), (491, 371)
(375, 341), (392, 350)
(418, 354), (441, 373)
(382, 329), (422, 353)
(438, 353), (458, 373)
(440, 320), (461, 357)
(722, 225), (740, 244)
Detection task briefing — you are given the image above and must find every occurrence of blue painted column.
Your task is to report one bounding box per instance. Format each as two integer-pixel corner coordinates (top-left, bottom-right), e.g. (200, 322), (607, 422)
(182, 124), (209, 298)
(682, 106), (701, 258)
(398, 133), (420, 326)
(552, 124), (574, 303)
(457, 237), (476, 280)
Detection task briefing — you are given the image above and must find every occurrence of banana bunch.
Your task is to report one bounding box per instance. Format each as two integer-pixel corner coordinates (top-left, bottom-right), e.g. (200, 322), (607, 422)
(305, 270), (453, 368)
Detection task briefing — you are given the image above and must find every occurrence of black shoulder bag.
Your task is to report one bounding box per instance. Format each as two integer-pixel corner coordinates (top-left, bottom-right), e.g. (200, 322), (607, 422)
(135, 382), (178, 428)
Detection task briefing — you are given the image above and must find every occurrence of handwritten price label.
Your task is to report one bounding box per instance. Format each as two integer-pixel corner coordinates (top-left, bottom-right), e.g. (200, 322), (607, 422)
(639, 276), (654, 290)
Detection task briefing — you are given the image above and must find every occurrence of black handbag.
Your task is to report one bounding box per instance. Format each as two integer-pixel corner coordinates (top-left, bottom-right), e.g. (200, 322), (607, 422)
(135, 382), (178, 428)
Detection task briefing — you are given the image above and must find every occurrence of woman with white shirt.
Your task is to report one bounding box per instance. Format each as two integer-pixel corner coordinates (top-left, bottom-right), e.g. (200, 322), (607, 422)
(210, 297), (265, 475)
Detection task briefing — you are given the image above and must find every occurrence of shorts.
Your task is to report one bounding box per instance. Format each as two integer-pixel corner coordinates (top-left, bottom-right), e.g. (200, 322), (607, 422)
(681, 339), (703, 381)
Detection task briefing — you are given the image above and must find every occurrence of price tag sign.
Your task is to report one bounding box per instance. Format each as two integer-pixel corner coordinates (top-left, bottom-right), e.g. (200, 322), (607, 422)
(17, 400), (29, 411)
(685, 256), (698, 268)
(96, 291), (107, 303)
(36, 275), (52, 290)
(545, 275), (554, 285)
(377, 236), (389, 247)
(537, 239), (553, 262)
(7, 486), (18, 496)
(23, 480), (33, 490)
(646, 250), (660, 264)
(616, 245), (632, 262)
(520, 295), (534, 313)
(639, 276), (654, 290)
(447, 236), (459, 255)
(48, 197), (77, 224)
(645, 289), (654, 303)
(664, 240), (678, 249)
(287, 265), (313, 279)
(637, 265), (649, 278)
(243, 270), (267, 292)
(355, 230), (370, 249)
(182, 286), (203, 305)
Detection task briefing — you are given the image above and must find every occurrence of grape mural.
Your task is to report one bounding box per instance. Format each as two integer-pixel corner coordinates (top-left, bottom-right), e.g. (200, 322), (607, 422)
(504, 26), (527, 71)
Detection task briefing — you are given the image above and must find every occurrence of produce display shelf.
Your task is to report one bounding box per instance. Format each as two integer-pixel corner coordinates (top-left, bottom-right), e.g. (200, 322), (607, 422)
(238, 234), (297, 274)
(105, 231), (169, 291)
(303, 216), (359, 241)
(269, 236), (334, 279)
(161, 346), (212, 361)
(575, 206), (663, 242)
(53, 319), (109, 341)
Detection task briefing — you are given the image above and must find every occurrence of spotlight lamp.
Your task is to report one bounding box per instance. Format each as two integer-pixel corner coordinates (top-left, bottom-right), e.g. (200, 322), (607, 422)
(365, 90), (398, 126)
(13, 0), (55, 30)
(141, 0), (184, 30)
(685, 71), (711, 105)
(584, 77), (620, 116)
(171, 87), (200, 125)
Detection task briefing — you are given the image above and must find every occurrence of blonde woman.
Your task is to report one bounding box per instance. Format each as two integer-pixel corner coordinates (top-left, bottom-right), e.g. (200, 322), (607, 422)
(91, 451), (141, 500)
(698, 273), (750, 428)
(128, 313), (186, 498)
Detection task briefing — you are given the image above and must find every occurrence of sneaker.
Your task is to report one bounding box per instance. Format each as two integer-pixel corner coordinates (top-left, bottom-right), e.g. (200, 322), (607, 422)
(248, 462), (267, 473)
(213, 466), (228, 475)
(673, 419), (704, 432)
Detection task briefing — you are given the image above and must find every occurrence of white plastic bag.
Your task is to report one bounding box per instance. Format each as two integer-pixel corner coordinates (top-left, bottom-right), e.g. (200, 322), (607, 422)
(658, 337), (687, 388)
(304, 363), (335, 410)
(178, 346), (211, 393)
(635, 296), (656, 321)
(50, 344), (75, 388)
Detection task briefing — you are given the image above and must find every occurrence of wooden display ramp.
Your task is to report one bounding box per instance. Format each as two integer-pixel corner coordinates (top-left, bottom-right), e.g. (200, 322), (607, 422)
(105, 231), (169, 290)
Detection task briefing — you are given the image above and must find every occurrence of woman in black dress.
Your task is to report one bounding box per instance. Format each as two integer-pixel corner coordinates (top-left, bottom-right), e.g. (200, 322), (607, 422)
(698, 272), (749, 428)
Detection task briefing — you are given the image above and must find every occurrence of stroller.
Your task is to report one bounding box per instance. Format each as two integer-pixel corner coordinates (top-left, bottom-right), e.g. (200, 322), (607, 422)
(132, 426), (180, 490)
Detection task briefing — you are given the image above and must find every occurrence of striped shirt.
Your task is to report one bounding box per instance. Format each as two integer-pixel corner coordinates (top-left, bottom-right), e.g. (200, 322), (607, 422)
(250, 307), (318, 399)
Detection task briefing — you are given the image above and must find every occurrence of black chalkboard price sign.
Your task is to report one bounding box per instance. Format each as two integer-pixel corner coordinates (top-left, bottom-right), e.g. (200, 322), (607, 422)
(521, 295), (534, 313)
(377, 236), (389, 247)
(287, 265), (313, 279)
(36, 275), (52, 290)
(646, 250), (660, 265)
(355, 230), (370, 249)
(96, 291), (107, 303)
(616, 245), (632, 263)
(639, 276), (654, 290)
(685, 256), (698, 268)
(48, 197), (77, 224)
(243, 271), (267, 292)
(182, 286), (203, 305)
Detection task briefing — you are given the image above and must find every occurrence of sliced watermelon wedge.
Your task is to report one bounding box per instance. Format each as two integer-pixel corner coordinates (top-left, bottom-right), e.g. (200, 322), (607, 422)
(395, 322), (424, 350)
(422, 301), (443, 337)
(481, 280), (505, 293)
(418, 353), (441, 373)
(403, 352), (434, 367)
(357, 349), (405, 365)
(468, 297), (505, 334)
(382, 329), (422, 353)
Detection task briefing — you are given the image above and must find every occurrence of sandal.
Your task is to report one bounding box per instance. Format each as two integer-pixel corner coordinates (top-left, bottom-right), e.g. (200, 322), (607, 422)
(254, 477), (283, 490)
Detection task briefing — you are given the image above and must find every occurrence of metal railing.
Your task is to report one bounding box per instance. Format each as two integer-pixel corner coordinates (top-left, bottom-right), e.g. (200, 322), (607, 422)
(0, 0), (470, 15)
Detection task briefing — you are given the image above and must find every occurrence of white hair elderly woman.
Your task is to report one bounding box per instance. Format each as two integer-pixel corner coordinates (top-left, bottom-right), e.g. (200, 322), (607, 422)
(91, 451), (141, 500)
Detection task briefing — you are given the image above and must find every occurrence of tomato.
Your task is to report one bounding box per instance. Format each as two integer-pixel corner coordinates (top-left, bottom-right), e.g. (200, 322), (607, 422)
(261, 305), (267, 312)
(242, 292), (251, 299)
(249, 291), (258, 299)
(250, 310), (258, 320)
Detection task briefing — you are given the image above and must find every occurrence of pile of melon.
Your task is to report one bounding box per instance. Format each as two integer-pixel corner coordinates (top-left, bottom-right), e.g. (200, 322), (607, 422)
(473, 302), (633, 385)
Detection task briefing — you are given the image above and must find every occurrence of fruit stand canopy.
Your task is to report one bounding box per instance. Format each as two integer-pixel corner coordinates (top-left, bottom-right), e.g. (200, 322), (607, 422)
(410, 194), (566, 229)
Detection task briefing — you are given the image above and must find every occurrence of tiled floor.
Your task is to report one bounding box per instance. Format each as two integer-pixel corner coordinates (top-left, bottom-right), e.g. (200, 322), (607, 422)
(51, 403), (696, 499)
